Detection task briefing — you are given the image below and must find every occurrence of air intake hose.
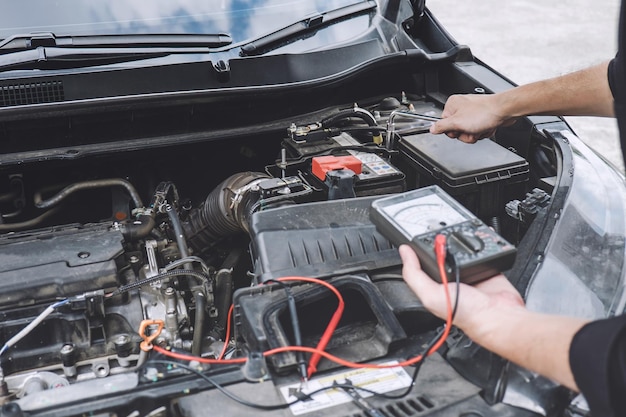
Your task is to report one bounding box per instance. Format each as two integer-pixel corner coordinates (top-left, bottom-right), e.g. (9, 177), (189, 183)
(182, 172), (270, 254)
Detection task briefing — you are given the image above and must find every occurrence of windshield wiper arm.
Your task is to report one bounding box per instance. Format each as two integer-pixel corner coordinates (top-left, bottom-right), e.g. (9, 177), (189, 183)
(239, 0), (377, 57)
(0, 32), (232, 52)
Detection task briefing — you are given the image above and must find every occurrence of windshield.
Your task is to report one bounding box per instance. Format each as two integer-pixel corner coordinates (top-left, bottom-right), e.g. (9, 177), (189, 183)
(0, 0), (369, 44)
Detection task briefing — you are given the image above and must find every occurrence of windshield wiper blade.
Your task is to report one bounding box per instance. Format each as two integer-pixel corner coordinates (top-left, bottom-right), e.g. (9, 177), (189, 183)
(239, 0), (377, 57)
(0, 32), (232, 52)
(0, 46), (214, 72)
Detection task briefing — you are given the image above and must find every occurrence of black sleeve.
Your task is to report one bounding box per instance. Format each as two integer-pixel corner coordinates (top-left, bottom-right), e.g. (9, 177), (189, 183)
(609, 0), (626, 103)
(610, 0), (626, 171)
(570, 315), (626, 416)
(608, 55), (625, 104)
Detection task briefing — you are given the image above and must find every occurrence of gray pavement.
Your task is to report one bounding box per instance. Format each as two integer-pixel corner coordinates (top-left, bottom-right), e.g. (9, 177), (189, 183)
(426, 0), (623, 172)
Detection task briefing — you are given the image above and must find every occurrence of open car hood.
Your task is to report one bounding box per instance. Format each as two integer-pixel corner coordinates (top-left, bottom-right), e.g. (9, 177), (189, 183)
(0, 2), (623, 417)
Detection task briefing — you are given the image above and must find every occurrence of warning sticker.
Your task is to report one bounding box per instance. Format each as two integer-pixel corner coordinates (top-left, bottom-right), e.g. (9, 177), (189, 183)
(348, 151), (400, 177)
(279, 361), (412, 415)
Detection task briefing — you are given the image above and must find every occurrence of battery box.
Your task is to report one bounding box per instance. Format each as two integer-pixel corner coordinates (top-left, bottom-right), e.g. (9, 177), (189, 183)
(281, 132), (406, 197)
(398, 132), (529, 218)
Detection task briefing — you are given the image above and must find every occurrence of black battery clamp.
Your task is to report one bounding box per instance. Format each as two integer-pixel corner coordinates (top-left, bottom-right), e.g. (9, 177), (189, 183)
(370, 186), (516, 284)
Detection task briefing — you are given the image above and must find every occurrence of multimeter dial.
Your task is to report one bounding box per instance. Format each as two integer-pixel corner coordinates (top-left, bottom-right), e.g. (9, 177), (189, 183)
(391, 193), (468, 236)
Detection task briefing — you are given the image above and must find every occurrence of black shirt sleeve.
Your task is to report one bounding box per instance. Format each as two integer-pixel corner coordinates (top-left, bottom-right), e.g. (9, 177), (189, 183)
(608, 55), (625, 103)
(609, 0), (626, 104)
(610, 0), (626, 169)
(570, 315), (626, 416)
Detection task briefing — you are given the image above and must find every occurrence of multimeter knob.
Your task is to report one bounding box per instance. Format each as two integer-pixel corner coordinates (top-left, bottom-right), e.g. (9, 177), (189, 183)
(451, 230), (484, 253)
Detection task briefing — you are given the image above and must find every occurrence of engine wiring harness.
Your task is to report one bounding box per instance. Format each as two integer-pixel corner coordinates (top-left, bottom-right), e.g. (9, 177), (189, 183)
(128, 234), (461, 411)
(0, 234), (460, 412)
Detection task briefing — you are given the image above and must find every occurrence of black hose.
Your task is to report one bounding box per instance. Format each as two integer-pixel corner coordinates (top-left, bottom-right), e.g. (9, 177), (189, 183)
(151, 181), (181, 211)
(0, 188), (21, 204)
(215, 268), (234, 332)
(182, 172), (270, 253)
(34, 178), (144, 209)
(192, 291), (206, 356)
(0, 206), (62, 232)
(166, 204), (190, 258)
(120, 213), (155, 241)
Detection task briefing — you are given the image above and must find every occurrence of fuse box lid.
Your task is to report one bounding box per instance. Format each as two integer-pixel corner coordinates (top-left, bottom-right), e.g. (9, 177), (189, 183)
(399, 132), (529, 188)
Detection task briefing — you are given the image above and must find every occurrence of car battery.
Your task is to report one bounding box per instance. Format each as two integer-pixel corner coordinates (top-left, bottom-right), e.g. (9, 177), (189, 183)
(397, 132), (529, 219)
(282, 132), (406, 197)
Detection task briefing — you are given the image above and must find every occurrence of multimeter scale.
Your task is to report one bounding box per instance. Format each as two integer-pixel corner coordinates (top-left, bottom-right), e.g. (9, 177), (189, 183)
(370, 186), (516, 284)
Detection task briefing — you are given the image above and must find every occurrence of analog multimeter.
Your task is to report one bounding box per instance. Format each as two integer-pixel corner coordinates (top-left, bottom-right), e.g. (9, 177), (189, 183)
(370, 186), (517, 284)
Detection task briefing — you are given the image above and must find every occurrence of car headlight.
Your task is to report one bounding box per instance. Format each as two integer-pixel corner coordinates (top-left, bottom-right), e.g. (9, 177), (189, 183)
(526, 127), (626, 319)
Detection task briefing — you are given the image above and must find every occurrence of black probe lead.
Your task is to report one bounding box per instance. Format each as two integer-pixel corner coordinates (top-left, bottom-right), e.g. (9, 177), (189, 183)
(265, 279), (308, 383)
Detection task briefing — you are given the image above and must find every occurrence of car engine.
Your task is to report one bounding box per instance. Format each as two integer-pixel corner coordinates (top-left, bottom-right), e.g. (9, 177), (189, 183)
(0, 91), (552, 415)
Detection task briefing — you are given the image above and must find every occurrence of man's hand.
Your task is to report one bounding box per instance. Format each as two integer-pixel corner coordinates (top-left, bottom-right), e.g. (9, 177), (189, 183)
(400, 244), (586, 391)
(429, 94), (517, 143)
(399, 244), (525, 333)
(429, 61), (613, 145)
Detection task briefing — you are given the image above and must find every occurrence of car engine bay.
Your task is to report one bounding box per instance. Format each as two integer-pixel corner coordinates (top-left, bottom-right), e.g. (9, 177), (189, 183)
(0, 84), (562, 416)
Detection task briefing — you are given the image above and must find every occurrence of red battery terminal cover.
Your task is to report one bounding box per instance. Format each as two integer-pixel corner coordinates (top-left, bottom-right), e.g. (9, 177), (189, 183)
(311, 155), (363, 181)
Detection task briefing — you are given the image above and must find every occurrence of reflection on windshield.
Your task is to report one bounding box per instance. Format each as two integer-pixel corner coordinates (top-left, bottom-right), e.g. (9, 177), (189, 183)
(0, 0), (364, 44)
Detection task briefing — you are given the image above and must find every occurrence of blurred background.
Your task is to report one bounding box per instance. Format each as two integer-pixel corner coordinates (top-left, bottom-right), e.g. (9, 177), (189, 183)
(426, 0), (623, 172)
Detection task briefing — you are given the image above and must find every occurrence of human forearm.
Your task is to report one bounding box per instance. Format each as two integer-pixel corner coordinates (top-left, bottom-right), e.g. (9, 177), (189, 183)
(495, 60), (614, 118)
(462, 306), (589, 392)
(430, 60), (615, 143)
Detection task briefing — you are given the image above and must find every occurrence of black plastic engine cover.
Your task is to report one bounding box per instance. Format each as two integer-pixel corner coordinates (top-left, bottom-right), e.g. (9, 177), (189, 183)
(0, 225), (125, 307)
(248, 195), (401, 283)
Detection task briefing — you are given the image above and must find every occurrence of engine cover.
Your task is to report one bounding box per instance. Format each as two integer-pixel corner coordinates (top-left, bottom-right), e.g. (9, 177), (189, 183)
(248, 195), (401, 282)
(0, 225), (124, 307)
(0, 225), (144, 377)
